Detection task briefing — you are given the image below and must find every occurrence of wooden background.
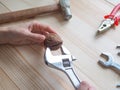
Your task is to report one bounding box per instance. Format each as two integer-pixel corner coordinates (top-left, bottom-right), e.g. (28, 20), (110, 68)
(0, 0), (120, 90)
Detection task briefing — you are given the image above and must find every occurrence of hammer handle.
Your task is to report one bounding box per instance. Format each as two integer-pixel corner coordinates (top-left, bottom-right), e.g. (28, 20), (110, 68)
(0, 4), (60, 24)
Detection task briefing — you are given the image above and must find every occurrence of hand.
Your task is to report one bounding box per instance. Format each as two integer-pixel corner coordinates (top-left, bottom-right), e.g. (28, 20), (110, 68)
(0, 21), (56, 45)
(77, 81), (95, 90)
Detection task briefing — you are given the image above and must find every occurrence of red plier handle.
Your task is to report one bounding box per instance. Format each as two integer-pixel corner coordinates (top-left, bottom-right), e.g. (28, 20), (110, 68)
(104, 3), (120, 26)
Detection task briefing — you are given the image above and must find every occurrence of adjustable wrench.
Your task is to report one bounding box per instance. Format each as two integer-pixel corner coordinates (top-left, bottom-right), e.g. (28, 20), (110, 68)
(98, 52), (120, 71)
(44, 45), (81, 90)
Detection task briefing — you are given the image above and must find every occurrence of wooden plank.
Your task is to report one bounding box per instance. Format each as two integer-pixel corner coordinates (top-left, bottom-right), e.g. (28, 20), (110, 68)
(0, 0), (57, 11)
(0, 3), (9, 13)
(0, 0), (30, 11)
(21, 0), (57, 7)
(29, 0), (120, 89)
(14, 45), (74, 90)
(0, 45), (54, 90)
(105, 0), (120, 5)
(0, 68), (19, 90)
(0, 0), (120, 90)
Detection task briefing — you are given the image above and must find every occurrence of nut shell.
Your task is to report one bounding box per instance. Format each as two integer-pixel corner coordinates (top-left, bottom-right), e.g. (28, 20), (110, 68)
(44, 33), (63, 50)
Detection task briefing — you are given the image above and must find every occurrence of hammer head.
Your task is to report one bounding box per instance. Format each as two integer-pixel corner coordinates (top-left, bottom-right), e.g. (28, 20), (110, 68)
(59, 0), (72, 20)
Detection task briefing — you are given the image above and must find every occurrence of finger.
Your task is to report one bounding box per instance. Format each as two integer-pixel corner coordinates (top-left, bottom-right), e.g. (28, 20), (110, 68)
(81, 81), (90, 85)
(78, 81), (90, 90)
(42, 25), (57, 33)
(80, 81), (95, 90)
(89, 87), (96, 90)
(8, 38), (37, 45)
(30, 21), (57, 34)
(27, 32), (46, 43)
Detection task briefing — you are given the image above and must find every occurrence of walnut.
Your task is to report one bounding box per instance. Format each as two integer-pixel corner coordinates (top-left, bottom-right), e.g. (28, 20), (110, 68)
(44, 33), (63, 50)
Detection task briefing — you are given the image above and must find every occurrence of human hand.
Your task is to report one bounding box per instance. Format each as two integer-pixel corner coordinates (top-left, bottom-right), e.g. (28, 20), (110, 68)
(77, 81), (95, 90)
(0, 21), (56, 45)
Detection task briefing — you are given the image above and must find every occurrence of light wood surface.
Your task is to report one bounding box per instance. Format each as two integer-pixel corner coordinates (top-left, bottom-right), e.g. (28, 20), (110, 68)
(0, 0), (120, 90)
(106, 0), (120, 5)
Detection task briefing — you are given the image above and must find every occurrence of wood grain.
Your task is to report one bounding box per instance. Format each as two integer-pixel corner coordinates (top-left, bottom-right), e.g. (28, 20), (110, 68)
(0, 4), (60, 24)
(105, 0), (120, 5)
(0, 0), (120, 90)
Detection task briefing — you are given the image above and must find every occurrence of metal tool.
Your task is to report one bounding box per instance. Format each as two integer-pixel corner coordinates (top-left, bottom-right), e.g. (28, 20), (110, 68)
(116, 45), (120, 56)
(98, 52), (120, 70)
(98, 3), (120, 33)
(116, 45), (120, 87)
(98, 52), (120, 87)
(98, 18), (114, 33)
(116, 84), (120, 87)
(0, 0), (72, 24)
(60, 0), (72, 20)
(44, 45), (81, 90)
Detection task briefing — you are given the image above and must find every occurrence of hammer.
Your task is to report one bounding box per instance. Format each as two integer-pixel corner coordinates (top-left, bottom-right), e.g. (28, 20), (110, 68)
(0, 0), (72, 24)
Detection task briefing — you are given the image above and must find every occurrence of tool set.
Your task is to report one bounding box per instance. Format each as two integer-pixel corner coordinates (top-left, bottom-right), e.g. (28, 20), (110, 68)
(43, 2), (120, 89)
(97, 4), (120, 88)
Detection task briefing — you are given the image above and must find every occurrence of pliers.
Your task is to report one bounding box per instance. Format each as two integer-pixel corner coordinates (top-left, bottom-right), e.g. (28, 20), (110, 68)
(44, 45), (81, 90)
(98, 3), (120, 33)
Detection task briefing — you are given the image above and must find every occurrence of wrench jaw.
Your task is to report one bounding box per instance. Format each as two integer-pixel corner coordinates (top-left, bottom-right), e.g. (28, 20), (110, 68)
(44, 47), (54, 67)
(98, 60), (112, 67)
(98, 52), (114, 67)
(44, 46), (73, 72)
(60, 45), (71, 55)
(44, 47), (62, 70)
(60, 46), (76, 61)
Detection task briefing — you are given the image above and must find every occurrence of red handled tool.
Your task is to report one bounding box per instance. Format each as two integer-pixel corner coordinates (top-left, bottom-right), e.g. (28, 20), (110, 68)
(98, 3), (120, 33)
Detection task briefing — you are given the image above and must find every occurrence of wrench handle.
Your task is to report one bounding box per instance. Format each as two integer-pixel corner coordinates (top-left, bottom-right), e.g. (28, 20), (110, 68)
(65, 68), (81, 90)
(112, 62), (120, 71)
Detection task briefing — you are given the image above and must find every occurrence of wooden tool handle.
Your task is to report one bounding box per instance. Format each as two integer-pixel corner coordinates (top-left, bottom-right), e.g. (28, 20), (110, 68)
(0, 4), (60, 24)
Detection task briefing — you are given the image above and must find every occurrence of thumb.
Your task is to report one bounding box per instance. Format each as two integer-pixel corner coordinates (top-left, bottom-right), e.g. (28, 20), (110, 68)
(28, 32), (45, 43)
